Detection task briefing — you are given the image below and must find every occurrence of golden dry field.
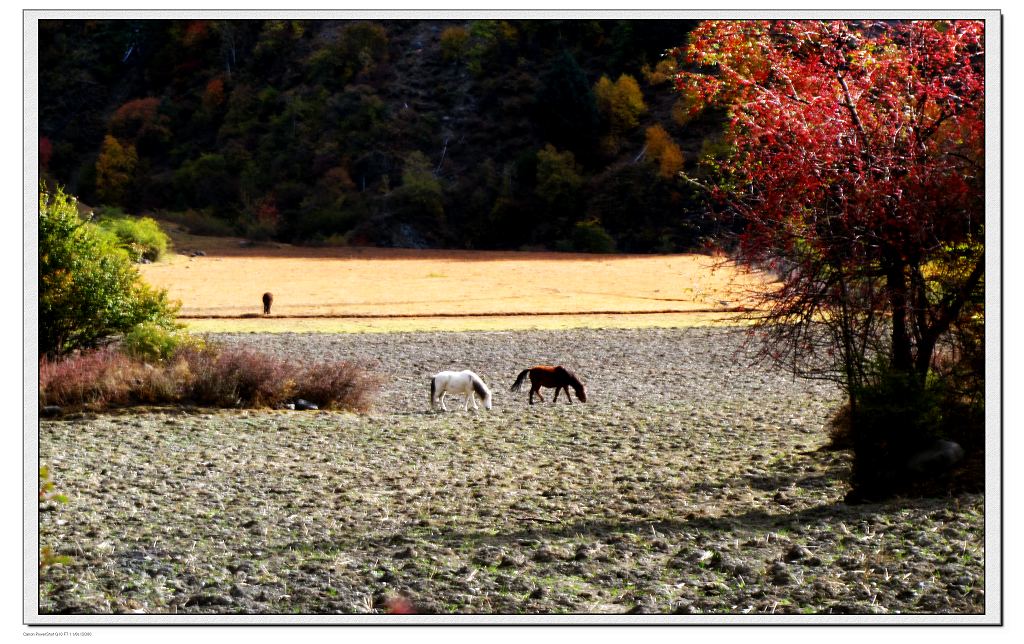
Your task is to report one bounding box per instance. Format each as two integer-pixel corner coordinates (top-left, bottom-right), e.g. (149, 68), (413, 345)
(139, 224), (774, 333)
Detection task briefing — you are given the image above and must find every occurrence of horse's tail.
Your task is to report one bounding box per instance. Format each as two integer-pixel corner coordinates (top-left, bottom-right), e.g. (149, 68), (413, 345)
(429, 376), (436, 409)
(470, 372), (492, 409)
(510, 368), (531, 392)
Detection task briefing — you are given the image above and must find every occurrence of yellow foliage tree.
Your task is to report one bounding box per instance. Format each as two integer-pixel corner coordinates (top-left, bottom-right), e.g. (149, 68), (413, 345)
(641, 59), (677, 86)
(594, 73), (646, 134)
(440, 26), (469, 62)
(95, 135), (137, 204)
(644, 124), (684, 179)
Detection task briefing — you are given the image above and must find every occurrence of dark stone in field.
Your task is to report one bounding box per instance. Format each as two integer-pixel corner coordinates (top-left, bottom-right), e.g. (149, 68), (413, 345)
(827, 603), (861, 614)
(41, 405), (62, 417)
(952, 575), (975, 588)
(907, 440), (965, 475)
(185, 593), (233, 607)
(785, 545), (812, 562)
(472, 546), (504, 566)
(533, 546), (557, 563)
(498, 553), (525, 568)
(295, 399), (319, 411)
(227, 561), (253, 574)
(773, 490), (796, 506)
(770, 561), (792, 585)
(394, 546), (417, 559)
(837, 555), (864, 570)
(627, 601), (655, 614)
(673, 601), (698, 614)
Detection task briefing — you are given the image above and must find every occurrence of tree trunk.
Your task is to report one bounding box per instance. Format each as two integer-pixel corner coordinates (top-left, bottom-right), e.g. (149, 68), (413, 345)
(884, 257), (915, 376)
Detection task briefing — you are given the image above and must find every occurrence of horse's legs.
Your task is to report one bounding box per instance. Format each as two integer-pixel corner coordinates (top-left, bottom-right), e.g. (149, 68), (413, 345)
(530, 383), (543, 405)
(553, 387), (560, 402)
(440, 392), (448, 412)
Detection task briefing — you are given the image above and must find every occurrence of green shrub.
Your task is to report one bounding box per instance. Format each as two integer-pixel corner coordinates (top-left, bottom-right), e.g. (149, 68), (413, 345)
(39, 186), (179, 356)
(122, 322), (199, 363)
(96, 214), (171, 261)
(571, 220), (616, 253)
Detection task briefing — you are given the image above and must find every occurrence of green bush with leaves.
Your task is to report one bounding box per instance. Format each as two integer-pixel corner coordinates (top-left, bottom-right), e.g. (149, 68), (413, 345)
(535, 144), (584, 213)
(122, 322), (199, 363)
(96, 213), (171, 262)
(388, 151), (445, 226)
(571, 220), (616, 253)
(39, 186), (179, 356)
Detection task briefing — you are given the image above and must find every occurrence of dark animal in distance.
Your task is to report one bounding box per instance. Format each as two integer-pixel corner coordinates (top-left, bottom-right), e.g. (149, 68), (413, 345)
(510, 365), (587, 404)
(262, 292), (273, 315)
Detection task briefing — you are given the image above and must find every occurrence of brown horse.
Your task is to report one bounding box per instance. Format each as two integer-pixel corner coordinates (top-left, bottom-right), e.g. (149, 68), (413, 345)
(510, 365), (587, 405)
(262, 292), (273, 315)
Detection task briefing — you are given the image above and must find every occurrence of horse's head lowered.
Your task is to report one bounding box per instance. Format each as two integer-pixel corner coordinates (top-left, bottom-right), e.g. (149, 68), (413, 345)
(559, 366), (587, 402)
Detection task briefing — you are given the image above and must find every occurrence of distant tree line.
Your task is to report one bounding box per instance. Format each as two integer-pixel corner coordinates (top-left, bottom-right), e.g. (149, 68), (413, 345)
(39, 18), (735, 253)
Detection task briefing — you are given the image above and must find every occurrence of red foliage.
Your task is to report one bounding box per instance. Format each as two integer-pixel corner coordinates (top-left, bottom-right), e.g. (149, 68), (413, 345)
(39, 136), (53, 170)
(110, 97), (163, 139)
(203, 77), (226, 111)
(183, 20), (211, 48)
(676, 20), (983, 258)
(674, 20), (985, 386)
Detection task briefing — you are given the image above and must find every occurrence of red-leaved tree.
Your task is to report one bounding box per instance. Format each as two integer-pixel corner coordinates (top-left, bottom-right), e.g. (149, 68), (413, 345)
(673, 20), (985, 414)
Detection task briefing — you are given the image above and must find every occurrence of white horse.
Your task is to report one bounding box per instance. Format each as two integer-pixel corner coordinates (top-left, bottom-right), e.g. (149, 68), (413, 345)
(430, 370), (493, 411)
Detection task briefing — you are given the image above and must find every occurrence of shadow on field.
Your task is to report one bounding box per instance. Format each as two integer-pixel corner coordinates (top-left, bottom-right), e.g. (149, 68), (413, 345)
(271, 458), (862, 564)
(724, 455), (852, 494)
(271, 500), (870, 569)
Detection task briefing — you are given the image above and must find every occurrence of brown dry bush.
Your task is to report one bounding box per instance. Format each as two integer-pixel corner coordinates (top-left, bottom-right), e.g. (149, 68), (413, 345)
(295, 361), (384, 412)
(39, 344), (382, 412)
(825, 403), (853, 450)
(185, 346), (297, 408)
(40, 347), (142, 407)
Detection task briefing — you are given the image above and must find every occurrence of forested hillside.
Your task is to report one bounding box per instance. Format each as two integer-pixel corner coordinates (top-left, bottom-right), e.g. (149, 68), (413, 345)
(38, 18), (729, 252)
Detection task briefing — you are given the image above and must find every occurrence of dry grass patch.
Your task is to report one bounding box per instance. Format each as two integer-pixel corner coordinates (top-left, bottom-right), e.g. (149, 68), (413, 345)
(140, 226), (773, 326)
